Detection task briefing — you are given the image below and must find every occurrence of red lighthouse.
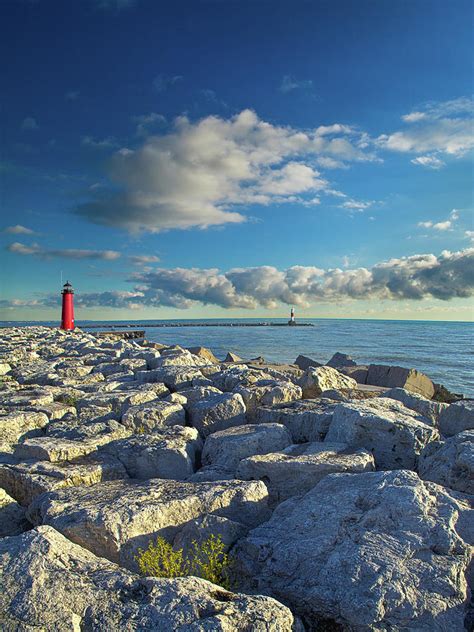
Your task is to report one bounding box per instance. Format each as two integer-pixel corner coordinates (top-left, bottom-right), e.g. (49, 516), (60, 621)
(60, 281), (75, 330)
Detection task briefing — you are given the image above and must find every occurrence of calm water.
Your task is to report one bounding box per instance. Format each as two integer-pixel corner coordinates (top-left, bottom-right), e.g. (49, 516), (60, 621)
(2, 318), (473, 397)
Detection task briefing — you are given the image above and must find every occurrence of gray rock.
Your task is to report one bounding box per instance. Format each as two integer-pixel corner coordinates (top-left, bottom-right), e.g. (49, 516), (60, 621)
(202, 423), (292, 472)
(121, 400), (185, 433)
(0, 488), (30, 536)
(224, 351), (243, 363)
(294, 355), (322, 371)
(188, 392), (247, 438)
(326, 352), (357, 368)
(418, 430), (474, 494)
(384, 387), (448, 425)
(186, 346), (220, 364)
(367, 364), (435, 399)
(255, 399), (339, 443)
(325, 398), (439, 470)
(298, 366), (357, 398)
(439, 400), (474, 436)
(101, 427), (202, 480)
(28, 478), (271, 570)
(173, 513), (249, 556)
(339, 365), (369, 383)
(236, 442), (375, 504)
(0, 410), (49, 447)
(0, 454), (127, 505)
(135, 366), (205, 390)
(187, 465), (237, 482)
(235, 470), (472, 631)
(0, 525), (296, 631)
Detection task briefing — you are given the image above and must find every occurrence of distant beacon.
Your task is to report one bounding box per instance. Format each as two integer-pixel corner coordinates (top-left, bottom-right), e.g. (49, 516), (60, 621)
(60, 281), (75, 331)
(288, 306), (296, 326)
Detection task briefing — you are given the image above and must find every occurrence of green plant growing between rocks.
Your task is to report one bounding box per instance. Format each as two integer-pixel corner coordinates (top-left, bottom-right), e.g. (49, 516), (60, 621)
(136, 534), (232, 590)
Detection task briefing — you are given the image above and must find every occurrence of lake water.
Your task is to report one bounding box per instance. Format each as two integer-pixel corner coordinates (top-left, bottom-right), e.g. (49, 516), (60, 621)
(3, 318), (472, 397)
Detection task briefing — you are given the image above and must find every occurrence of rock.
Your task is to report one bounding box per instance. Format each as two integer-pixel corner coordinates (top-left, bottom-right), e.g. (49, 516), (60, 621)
(173, 514), (249, 556)
(136, 366), (206, 390)
(418, 430), (474, 494)
(0, 410), (49, 447)
(0, 526), (296, 631)
(0, 362), (11, 375)
(236, 443), (375, 504)
(297, 366), (357, 398)
(0, 388), (54, 408)
(321, 385), (386, 402)
(187, 346), (220, 364)
(294, 355), (321, 371)
(339, 365), (369, 383)
(325, 398), (439, 470)
(211, 366), (273, 392)
(235, 381), (302, 418)
(187, 465), (237, 482)
(224, 351), (243, 363)
(235, 470), (472, 631)
(366, 364), (435, 399)
(101, 427), (202, 480)
(188, 392), (247, 438)
(384, 387), (448, 425)
(179, 385), (224, 405)
(0, 454), (127, 505)
(28, 478), (271, 570)
(0, 488), (30, 536)
(202, 424), (292, 472)
(326, 352), (357, 368)
(121, 400), (185, 433)
(256, 399), (339, 443)
(438, 400), (474, 437)
(433, 382), (464, 404)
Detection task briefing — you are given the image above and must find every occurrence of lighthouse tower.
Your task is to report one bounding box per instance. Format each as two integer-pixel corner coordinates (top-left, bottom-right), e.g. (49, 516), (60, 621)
(288, 307), (296, 326)
(60, 281), (75, 331)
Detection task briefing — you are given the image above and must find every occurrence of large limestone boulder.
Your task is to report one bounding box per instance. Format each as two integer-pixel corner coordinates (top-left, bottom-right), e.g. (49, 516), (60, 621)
(186, 346), (220, 364)
(418, 430), (474, 494)
(255, 399), (339, 442)
(326, 352), (357, 368)
(235, 381), (302, 418)
(0, 454), (127, 506)
(383, 387), (448, 425)
(201, 423), (292, 472)
(188, 392), (246, 437)
(28, 478), (271, 570)
(236, 443), (374, 504)
(366, 364), (435, 399)
(100, 427), (202, 480)
(235, 470), (472, 631)
(297, 366), (357, 398)
(121, 400), (185, 433)
(0, 410), (49, 448)
(0, 526), (296, 631)
(173, 513), (249, 557)
(135, 366), (206, 390)
(294, 355), (321, 371)
(339, 364), (369, 384)
(438, 400), (474, 437)
(0, 488), (30, 536)
(325, 398), (439, 470)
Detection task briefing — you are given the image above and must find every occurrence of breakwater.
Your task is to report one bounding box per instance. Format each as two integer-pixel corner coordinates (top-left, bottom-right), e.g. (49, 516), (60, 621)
(82, 322), (314, 328)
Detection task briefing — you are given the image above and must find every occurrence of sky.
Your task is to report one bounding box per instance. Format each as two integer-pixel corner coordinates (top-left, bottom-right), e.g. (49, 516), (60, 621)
(0, 0), (473, 322)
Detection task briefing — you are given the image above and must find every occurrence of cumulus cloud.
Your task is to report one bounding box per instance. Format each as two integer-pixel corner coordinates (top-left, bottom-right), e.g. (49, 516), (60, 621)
(418, 209), (460, 232)
(21, 117), (38, 131)
(128, 254), (160, 265)
(280, 75), (313, 93)
(132, 112), (166, 136)
(76, 109), (377, 233)
(7, 242), (121, 260)
(379, 96), (474, 160)
(81, 136), (119, 149)
(3, 224), (36, 235)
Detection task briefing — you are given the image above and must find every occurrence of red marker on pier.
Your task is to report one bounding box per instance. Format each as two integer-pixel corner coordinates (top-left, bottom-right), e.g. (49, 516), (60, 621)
(60, 281), (75, 330)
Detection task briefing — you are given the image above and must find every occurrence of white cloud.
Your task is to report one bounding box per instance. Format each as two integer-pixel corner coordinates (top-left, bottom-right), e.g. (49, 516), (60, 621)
(339, 199), (373, 211)
(21, 117), (38, 131)
(379, 96), (474, 160)
(280, 75), (313, 93)
(465, 231), (474, 241)
(7, 242), (121, 260)
(410, 155), (445, 169)
(418, 208), (461, 232)
(76, 109), (377, 233)
(129, 254), (160, 265)
(3, 224), (35, 235)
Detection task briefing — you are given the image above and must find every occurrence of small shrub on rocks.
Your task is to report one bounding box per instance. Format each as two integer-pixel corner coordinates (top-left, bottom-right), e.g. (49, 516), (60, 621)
(136, 534), (232, 589)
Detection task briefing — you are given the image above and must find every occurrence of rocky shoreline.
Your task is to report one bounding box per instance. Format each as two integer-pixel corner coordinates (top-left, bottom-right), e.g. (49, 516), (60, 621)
(0, 326), (472, 631)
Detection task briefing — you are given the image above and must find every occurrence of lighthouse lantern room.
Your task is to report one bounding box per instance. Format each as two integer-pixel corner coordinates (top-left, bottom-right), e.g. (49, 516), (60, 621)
(60, 281), (75, 331)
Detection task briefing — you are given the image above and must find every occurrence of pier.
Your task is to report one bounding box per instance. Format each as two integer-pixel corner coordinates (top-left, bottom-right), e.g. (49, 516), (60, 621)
(83, 322), (314, 329)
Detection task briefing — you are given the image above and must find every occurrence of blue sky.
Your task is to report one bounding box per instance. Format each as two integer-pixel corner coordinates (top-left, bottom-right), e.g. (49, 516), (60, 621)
(1, 0), (473, 322)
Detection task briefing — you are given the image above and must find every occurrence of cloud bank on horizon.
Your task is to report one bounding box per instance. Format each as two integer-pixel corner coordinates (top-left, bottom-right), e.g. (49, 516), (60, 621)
(2, 248), (472, 311)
